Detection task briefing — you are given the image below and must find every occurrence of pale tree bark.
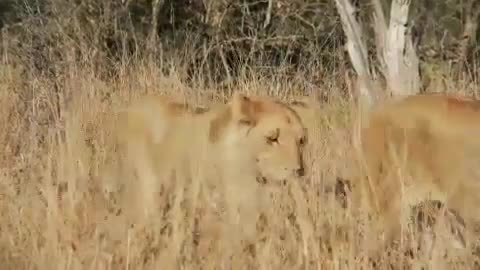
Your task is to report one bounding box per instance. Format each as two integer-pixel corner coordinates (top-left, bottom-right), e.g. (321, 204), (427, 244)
(334, 0), (421, 107)
(334, 0), (374, 108)
(263, 0), (274, 28)
(371, 0), (387, 70)
(381, 0), (420, 96)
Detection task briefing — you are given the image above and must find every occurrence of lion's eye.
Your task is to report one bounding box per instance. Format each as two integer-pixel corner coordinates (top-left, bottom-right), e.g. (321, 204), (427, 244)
(299, 136), (306, 146)
(266, 129), (279, 145)
(266, 135), (279, 145)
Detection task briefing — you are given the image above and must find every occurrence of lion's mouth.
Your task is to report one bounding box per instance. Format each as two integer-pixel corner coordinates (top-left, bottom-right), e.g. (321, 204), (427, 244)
(255, 174), (287, 187)
(256, 175), (268, 185)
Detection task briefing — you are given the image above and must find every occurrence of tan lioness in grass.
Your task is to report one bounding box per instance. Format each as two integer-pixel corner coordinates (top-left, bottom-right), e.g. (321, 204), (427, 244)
(356, 93), (480, 256)
(107, 91), (307, 228)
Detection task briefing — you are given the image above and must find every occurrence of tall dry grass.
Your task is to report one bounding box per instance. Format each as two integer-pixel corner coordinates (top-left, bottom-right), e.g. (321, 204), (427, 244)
(0, 50), (479, 270)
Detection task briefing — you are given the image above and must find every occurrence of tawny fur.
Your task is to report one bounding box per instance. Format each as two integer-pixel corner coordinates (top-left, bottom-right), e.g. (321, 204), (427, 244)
(355, 93), (480, 256)
(104, 92), (308, 239)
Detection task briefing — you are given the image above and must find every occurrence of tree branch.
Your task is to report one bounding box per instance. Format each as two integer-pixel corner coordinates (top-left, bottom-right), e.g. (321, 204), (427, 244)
(263, 0), (273, 28)
(148, 0), (164, 51)
(334, 0), (373, 107)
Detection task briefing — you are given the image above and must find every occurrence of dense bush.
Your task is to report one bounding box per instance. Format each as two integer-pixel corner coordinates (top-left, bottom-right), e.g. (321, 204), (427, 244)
(1, 0), (478, 89)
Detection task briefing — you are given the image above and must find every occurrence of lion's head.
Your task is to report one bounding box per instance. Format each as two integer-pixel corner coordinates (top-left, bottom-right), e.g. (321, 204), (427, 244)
(209, 92), (308, 182)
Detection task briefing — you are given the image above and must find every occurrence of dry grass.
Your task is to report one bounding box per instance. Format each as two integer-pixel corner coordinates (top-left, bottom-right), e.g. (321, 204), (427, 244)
(0, 58), (479, 270)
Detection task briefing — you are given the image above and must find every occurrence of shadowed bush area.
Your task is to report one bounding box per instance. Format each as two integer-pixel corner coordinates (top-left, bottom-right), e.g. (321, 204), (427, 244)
(1, 0), (478, 88)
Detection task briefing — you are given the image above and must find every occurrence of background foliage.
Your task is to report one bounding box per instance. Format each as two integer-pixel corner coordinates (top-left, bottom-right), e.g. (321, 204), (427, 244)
(1, 0), (478, 90)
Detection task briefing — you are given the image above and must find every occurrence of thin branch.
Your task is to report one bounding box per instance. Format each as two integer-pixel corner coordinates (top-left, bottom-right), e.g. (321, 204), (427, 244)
(263, 0), (273, 28)
(371, 0), (387, 71)
(218, 44), (232, 84)
(148, 0), (164, 50)
(457, 0), (480, 62)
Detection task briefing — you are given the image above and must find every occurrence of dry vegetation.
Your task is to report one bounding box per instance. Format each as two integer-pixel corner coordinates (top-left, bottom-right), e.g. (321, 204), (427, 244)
(1, 56), (479, 270)
(0, 0), (479, 269)
(0, 60), (358, 269)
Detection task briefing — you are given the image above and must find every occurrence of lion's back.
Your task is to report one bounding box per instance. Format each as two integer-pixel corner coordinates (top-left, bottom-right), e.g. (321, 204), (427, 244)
(359, 93), (480, 211)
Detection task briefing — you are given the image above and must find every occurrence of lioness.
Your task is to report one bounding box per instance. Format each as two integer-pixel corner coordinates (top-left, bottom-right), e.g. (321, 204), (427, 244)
(355, 93), (480, 257)
(107, 92), (307, 228)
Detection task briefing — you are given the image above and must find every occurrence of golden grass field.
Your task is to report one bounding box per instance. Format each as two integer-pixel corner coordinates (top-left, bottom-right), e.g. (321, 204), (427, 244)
(0, 60), (479, 270)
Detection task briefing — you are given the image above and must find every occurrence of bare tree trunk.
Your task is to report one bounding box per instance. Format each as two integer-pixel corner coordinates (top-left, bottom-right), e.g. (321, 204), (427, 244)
(383, 0), (420, 96)
(334, 0), (374, 107)
(334, 0), (420, 106)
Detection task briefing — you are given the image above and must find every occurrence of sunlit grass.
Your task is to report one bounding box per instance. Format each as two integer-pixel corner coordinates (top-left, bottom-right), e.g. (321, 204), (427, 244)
(0, 59), (477, 269)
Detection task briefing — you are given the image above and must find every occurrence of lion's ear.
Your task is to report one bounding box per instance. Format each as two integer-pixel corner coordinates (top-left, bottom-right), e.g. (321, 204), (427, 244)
(287, 96), (320, 110)
(287, 96), (321, 120)
(230, 92), (258, 126)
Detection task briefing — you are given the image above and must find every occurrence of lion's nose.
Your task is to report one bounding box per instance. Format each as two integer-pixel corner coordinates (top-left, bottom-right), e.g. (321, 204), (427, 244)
(295, 167), (305, 177)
